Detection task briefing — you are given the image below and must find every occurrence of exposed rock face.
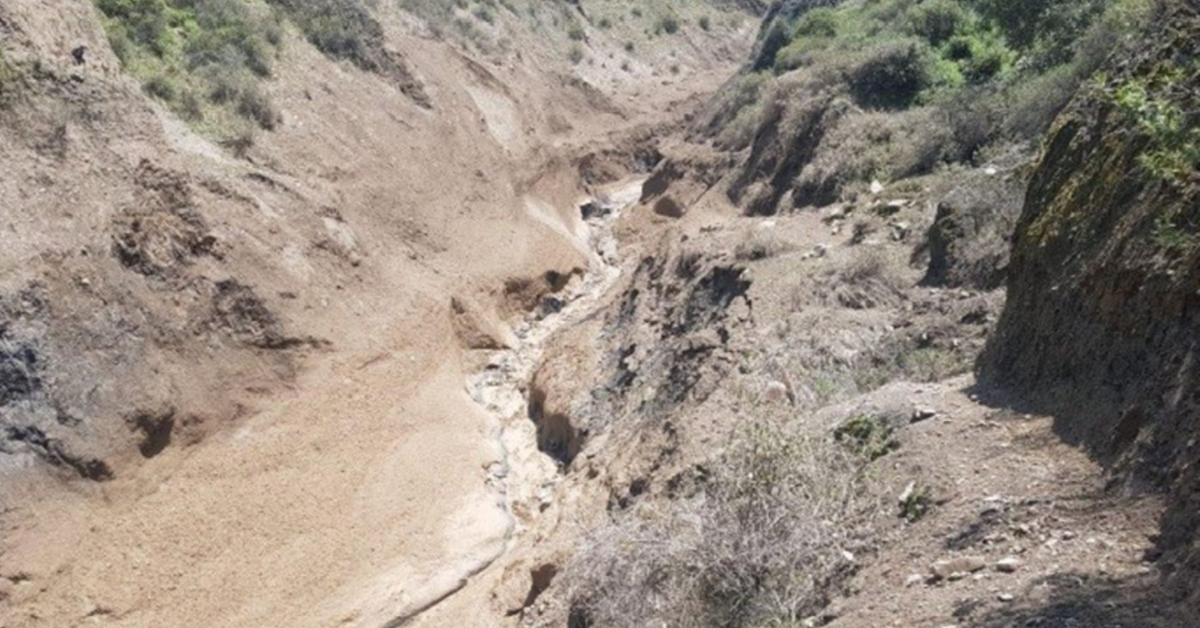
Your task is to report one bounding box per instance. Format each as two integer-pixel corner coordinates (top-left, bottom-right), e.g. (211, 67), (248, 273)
(921, 170), (1024, 291)
(981, 1), (1198, 611)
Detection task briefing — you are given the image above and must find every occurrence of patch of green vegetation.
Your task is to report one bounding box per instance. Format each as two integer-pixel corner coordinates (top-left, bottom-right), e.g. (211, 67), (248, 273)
(901, 483), (932, 522)
(568, 44), (584, 64)
(1110, 71), (1200, 184)
(834, 414), (899, 461)
(267, 0), (387, 73)
(902, 347), (962, 382)
(762, 0), (1151, 133)
(1152, 209), (1194, 252)
(94, 0), (283, 142)
(698, 15), (711, 31)
(568, 23), (585, 41)
(772, 0), (1013, 102)
(0, 45), (18, 102)
(655, 14), (681, 35)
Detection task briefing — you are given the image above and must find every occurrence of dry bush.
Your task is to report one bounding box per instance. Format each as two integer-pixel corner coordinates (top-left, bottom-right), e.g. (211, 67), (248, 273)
(566, 421), (883, 628)
(840, 248), (908, 299)
(841, 249), (899, 286)
(734, 228), (798, 261)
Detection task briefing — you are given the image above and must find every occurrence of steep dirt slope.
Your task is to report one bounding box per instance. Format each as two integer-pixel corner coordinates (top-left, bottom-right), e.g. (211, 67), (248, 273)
(0, 1), (757, 627)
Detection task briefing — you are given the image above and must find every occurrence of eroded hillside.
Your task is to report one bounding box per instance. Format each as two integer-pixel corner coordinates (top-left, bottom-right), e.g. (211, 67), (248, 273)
(1, 0), (1197, 627)
(0, 1), (758, 626)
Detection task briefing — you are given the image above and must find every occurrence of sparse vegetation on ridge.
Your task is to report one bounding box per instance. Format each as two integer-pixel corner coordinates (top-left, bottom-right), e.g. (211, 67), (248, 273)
(701, 0), (1156, 213)
(94, 0), (283, 138)
(94, 0), (438, 149)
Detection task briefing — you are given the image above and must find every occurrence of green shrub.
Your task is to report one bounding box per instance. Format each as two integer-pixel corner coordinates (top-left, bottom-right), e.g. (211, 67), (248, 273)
(850, 39), (935, 109)
(998, 62), (1078, 139)
(273, 0), (385, 71)
(699, 15), (711, 32)
(834, 414), (899, 461)
(1111, 75), (1200, 183)
(568, 44), (584, 64)
(946, 31), (1013, 83)
(794, 7), (839, 38)
(967, 0), (1109, 69)
(901, 483), (932, 522)
(143, 71), (179, 101)
(753, 19), (791, 71)
(772, 7), (842, 71)
(656, 14), (680, 35)
(901, 346), (961, 381)
(95, 0), (185, 57)
(905, 0), (969, 45)
(568, 24), (585, 41)
(1152, 209), (1194, 252)
(236, 83), (280, 130)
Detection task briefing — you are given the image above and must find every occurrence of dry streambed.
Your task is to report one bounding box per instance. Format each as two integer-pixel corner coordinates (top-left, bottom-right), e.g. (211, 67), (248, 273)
(413, 180), (641, 618)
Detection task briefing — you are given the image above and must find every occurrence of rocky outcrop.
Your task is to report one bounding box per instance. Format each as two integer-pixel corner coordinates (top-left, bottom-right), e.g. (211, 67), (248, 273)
(921, 168), (1025, 291)
(981, 0), (1198, 611)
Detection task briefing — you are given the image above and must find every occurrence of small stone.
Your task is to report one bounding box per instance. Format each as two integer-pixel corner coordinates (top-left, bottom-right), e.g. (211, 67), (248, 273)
(932, 556), (987, 580)
(870, 180), (885, 195)
(911, 407), (937, 423)
(899, 481), (917, 506)
(904, 574), (924, 587)
(763, 381), (789, 403)
(999, 593), (1015, 602)
(812, 243), (829, 258)
(996, 557), (1021, 573)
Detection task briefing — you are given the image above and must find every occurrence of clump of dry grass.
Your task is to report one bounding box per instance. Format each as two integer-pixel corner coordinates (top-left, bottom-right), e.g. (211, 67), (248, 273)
(565, 420), (884, 628)
(734, 228), (799, 261)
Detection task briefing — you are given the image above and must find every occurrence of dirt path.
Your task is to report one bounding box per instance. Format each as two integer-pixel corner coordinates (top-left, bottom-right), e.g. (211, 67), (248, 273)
(811, 377), (1178, 628)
